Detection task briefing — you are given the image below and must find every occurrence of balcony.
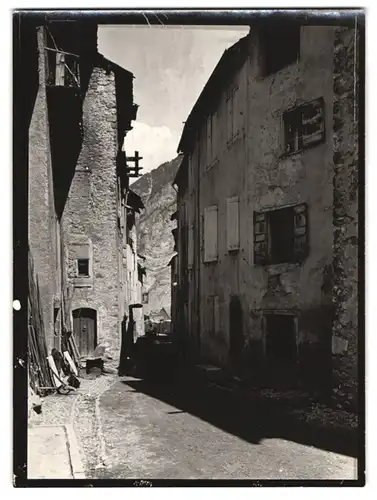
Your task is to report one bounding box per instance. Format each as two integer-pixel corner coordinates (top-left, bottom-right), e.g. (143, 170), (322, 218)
(45, 49), (83, 218)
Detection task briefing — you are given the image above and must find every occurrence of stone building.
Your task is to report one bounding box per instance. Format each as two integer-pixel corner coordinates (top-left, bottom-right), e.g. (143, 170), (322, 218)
(174, 22), (360, 399)
(25, 19), (144, 361)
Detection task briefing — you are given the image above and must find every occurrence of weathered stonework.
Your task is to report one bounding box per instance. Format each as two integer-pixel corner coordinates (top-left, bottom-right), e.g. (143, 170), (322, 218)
(175, 25), (361, 396)
(62, 66), (121, 359)
(332, 27), (359, 410)
(189, 27), (336, 389)
(26, 23), (141, 369)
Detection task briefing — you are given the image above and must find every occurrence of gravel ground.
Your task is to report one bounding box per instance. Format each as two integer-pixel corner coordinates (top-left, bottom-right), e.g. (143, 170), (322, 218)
(28, 372), (117, 479)
(71, 374), (117, 478)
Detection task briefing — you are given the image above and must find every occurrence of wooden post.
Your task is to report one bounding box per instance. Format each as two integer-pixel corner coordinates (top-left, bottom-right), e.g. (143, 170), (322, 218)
(55, 52), (65, 86)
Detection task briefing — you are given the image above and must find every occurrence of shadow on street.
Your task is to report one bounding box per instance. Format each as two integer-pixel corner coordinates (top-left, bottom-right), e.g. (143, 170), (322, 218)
(123, 375), (359, 459)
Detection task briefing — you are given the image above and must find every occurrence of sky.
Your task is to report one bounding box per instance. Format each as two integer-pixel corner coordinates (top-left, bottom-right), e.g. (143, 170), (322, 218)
(98, 25), (249, 177)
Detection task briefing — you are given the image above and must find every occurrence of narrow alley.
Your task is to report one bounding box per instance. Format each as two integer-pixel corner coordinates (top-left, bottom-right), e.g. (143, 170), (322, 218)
(85, 375), (357, 481)
(15, 9), (363, 487)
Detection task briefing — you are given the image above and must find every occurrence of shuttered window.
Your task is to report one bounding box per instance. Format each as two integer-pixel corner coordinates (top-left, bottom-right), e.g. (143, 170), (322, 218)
(227, 196), (240, 251)
(253, 212), (269, 265)
(204, 206), (218, 263)
(253, 203), (309, 265)
(293, 203), (309, 261)
(70, 239), (93, 287)
(284, 98), (325, 154)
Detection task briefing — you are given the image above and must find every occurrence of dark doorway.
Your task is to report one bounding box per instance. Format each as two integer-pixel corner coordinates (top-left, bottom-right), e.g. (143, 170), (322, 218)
(229, 295), (244, 370)
(72, 308), (97, 357)
(265, 314), (297, 388)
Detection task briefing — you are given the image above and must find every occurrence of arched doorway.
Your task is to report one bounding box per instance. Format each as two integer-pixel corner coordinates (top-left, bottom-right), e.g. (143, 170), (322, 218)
(72, 308), (97, 357)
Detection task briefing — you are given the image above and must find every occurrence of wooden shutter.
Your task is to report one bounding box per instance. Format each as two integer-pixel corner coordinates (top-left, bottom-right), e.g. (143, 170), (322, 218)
(227, 196), (240, 251)
(302, 98), (325, 148)
(204, 206), (218, 263)
(253, 211), (269, 265)
(293, 203), (309, 261)
(188, 224), (194, 269)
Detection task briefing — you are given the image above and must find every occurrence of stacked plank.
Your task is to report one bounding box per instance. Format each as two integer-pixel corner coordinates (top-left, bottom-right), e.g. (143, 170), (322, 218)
(27, 248), (53, 393)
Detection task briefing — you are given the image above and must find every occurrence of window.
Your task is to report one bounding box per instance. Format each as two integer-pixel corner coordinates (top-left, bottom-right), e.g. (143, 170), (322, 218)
(77, 259), (89, 277)
(70, 238), (93, 287)
(226, 86), (239, 143)
(142, 292), (149, 304)
(226, 196), (240, 251)
(284, 98), (325, 154)
(204, 206), (218, 263)
(261, 24), (300, 76)
(254, 204), (308, 265)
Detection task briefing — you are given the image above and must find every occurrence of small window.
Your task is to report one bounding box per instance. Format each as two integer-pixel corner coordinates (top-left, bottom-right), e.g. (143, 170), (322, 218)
(254, 204), (309, 265)
(284, 98), (325, 154)
(77, 259), (89, 277)
(142, 292), (149, 304)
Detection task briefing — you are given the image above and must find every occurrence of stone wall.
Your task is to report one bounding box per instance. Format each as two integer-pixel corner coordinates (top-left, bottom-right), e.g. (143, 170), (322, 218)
(63, 65), (122, 359)
(332, 27), (359, 410)
(192, 27), (337, 385)
(28, 28), (61, 351)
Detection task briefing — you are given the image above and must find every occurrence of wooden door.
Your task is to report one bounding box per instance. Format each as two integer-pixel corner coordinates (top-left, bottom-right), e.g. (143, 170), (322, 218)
(72, 308), (97, 357)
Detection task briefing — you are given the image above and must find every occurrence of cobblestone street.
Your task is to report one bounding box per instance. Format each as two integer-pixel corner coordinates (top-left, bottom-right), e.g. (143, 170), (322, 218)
(77, 376), (358, 481)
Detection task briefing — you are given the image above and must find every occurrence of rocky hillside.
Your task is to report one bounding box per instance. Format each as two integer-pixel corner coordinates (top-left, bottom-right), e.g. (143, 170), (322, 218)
(132, 156), (182, 318)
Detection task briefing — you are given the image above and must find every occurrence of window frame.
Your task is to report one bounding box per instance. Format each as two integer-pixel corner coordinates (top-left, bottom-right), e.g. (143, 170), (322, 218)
(283, 98), (326, 156)
(70, 238), (93, 288)
(253, 203), (309, 266)
(77, 258), (90, 277)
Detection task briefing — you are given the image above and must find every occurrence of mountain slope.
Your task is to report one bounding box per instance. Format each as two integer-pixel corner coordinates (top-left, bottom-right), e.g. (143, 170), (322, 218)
(132, 156), (181, 318)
